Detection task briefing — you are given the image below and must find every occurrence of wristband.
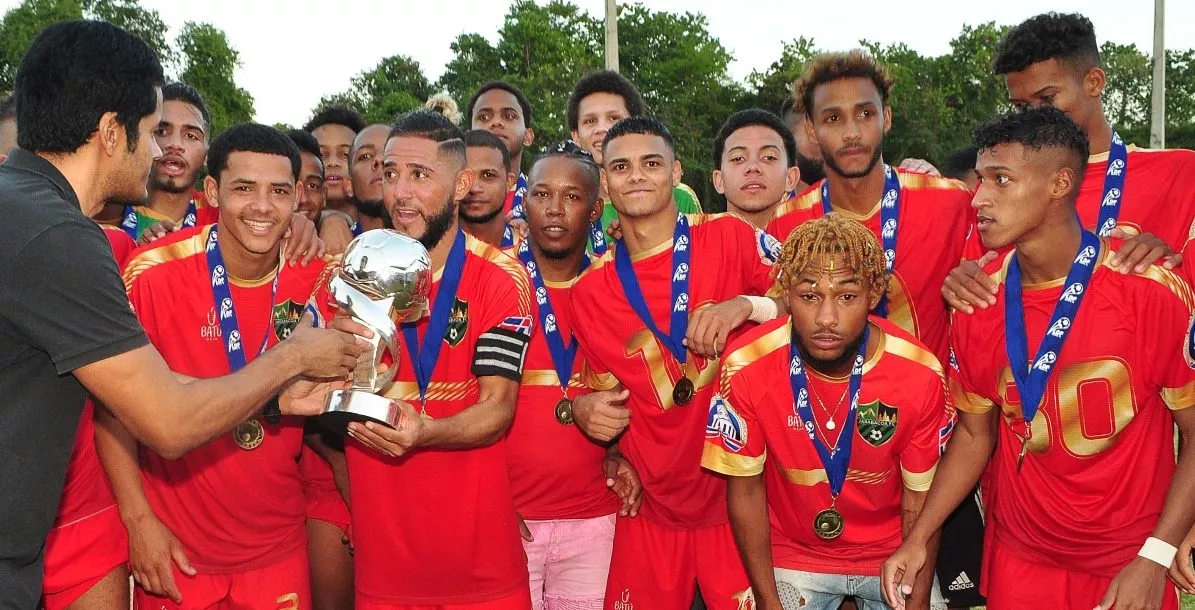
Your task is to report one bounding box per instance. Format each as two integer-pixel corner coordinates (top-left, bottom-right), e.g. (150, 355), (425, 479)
(1137, 537), (1178, 568)
(743, 295), (779, 323)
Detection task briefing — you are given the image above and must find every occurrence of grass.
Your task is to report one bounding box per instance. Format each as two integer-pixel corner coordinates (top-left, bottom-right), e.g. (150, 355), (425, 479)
(1184, 593), (1195, 610)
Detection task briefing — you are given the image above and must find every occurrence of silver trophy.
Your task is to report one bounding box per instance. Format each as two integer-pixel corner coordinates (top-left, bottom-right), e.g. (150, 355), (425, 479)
(319, 229), (431, 432)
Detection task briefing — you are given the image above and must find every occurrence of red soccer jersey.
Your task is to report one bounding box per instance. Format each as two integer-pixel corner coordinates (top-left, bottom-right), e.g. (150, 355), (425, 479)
(1078, 147), (1195, 250)
(101, 225), (136, 268)
(702, 316), (948, 576)
(766, 171), (974, 364)
(311, 232), (534, 605)
(504, 255), (619, 521)
(950, 238), (1195, 577)
(123, 224), (327, 573)
(571, 213), (778, 530)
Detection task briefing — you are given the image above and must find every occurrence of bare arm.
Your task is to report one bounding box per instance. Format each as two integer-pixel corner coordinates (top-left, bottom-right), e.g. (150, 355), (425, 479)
(901, 488), (939, 610)
(304, 432), (351, 506)
(727, 473), (782, 610)
(93, 403), (154, 522)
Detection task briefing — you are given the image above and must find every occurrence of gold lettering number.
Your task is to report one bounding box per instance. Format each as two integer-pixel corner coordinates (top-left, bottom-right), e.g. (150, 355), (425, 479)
(997, 358), (1136, 456)
(276, 593), (299, 610)
(626, 329), (718, 411)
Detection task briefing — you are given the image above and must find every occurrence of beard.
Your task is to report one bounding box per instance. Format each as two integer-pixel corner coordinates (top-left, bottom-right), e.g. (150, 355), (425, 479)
(151, 171), (194, 195)
(459, 199), (504, 225)
(795, 153), (825, 185)
(355, 197), (386, 218)
(822, 143), (884, 180)
(418, 196), (459, 251)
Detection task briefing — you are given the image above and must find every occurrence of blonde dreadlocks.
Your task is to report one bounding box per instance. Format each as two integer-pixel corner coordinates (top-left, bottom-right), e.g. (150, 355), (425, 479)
(776, 215), (889, 294)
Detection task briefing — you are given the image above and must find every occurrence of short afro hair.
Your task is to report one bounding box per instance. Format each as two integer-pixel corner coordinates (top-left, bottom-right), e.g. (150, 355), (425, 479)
(796, 50), (894, 120)
(972, 107), (1089, 177)
(778, 96), (798, 119)
(566, 70), (647, 132)
(941, 145), (978, 183)
(389, 109), (466, 166)
(601, 116), (676, 160)
(994, 13), (1100, 76)
(162, 82), (211, 130)
(713, 109), (797, 169)
(530, 140), (601, 196)
(0, 95), (14, 122)
(207, 123), (302, 183)
(286, 128), (322, 161)
(304, 105), (366, 134)
(463, 129), (512, 173)
(15, 20), (164, 154)
(466, 81), (532, 128)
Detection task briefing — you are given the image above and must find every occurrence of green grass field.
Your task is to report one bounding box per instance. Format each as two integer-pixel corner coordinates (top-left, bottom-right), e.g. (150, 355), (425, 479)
(1183, 593), (1195, 610)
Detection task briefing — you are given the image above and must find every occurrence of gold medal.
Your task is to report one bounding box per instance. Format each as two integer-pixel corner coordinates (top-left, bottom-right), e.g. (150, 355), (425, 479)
(555, 398), (574, 425)
(813, 507), (845, 540)
(672, 377), (695, 406)
(233, 419), (265, 450)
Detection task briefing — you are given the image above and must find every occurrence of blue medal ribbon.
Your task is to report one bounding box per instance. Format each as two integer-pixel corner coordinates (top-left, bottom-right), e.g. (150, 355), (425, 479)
(614, 213), (690, 364)
(589, 219), (609, 255)
(122, 198), (198, 240)
(821, 165), (900, 317)
(789, 323), (869, 499)
(204, 226), (279, 372)
(501, 174), (529, 248)
(1004, 230), (1100, 433)
(401, 228), (467, 404)
(1094, 132), (1129, 237)
(516, 239), (589, 393)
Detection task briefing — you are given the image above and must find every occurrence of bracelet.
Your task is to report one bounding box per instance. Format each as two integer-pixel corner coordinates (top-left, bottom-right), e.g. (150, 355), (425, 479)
(1137, 537), (1178, 568)
(743, 295), (779, 323)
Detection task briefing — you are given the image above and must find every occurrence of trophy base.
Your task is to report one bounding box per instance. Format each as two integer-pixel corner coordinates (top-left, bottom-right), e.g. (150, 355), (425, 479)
(318, 390), (399, 434)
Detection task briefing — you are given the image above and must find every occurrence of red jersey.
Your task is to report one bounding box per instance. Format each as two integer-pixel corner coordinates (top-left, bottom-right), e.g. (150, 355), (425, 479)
(502, 256), (619, 521)
(766, 171), (974, 364)
(950, 239), (1195, 577)
(571, 213), (778, 530)
(312, 231), (533, 605)
(101, 225), (136, 268)
(703, 317), (948, 575)
(123, 224), (326, 573)
(1078, 147), (1195, 250)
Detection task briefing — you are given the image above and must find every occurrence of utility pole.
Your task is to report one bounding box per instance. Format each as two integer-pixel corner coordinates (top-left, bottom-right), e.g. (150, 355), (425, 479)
(1150, 0), (1165, 148)
(605, 0), (619, 72)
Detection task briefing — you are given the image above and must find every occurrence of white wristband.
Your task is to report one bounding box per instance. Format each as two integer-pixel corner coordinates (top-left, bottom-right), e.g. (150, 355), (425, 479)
(1137, 537), (1178, 568)
(743, 295), (779, 323)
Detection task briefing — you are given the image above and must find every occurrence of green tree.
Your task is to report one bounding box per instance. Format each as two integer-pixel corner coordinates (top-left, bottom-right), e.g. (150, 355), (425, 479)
(176, 21), (254, 135)
(318, 54), (432, 125)
(740, 36), (818, 112)
(1100, 42), (1152, 130)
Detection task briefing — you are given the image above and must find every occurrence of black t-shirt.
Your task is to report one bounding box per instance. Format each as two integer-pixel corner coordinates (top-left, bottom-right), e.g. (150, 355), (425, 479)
(0, 149), (147, 607)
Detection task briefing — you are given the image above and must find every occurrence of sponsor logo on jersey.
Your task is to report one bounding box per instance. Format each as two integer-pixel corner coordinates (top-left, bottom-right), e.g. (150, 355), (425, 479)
(948, 571), (976, 591)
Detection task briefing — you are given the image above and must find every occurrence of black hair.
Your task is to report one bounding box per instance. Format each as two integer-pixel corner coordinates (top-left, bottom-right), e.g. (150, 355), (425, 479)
(778, 96), (797, 119)
(389, 109), (466, 165)
(207, 123), (302, 183)
(0, 95), (15, 122)
(463, 129), (512, 173)
(941, 145), (979, 182)
(304, 105), (366, 134)
(796, 50), (894, 120)
(972, 107), (1089, 176)
(712, 109), (797, 169)
(286, 129), (323, 161)
(466, 81), (532, 127)
(162, 82), (211, 129)
(14, 20), (164, 154)
(530, 140), (601, 195)
(601, 116), (676, 159)
(566, 70), (647, 132)
(994, 13), (1100, 75)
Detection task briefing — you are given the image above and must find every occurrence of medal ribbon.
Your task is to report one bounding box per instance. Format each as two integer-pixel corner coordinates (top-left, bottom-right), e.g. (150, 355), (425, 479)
(122, 198), (198, 240)
(502, 173), (529, 248)
(1094, 132), (1129, 237)
(589, 219), (609, 255)
(789, 324), (869, 499)
(205, 226), (279, 372)
(1004, 230), (1100, 434)
(821, 164), (900, 317)
(614, 213), (690, 364)
(516, 238), (589, 393)
(401, 228), (468, 404)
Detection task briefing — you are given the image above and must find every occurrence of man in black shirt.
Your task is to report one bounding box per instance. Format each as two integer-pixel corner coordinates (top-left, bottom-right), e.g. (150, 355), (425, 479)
(0, 21), (366, 609)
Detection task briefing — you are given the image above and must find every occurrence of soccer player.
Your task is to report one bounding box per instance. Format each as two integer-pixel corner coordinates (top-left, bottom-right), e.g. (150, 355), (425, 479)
(317, 109), (534, 609)
(940, 146), (979, 191)
(506, 141), (643, 610)
(348, 123), (392, 233)
(704, 214), (948, 610)
(0, 22), (363, 608)
(0, 93), (15, 163)
(767, 51), (974, 366)
(882, 107), (1195, 610)
(288, 129), (326, 224)
(779, 96), (824, 193)
(712, 109), (801, 230)
(305, 105), (365, 250)
(468, 81), (535, 218)
(96, 124), (340, 609)
(943, 12), (1195, 311)
(569, 117), (784, 610)
(461, 129), (518, 248)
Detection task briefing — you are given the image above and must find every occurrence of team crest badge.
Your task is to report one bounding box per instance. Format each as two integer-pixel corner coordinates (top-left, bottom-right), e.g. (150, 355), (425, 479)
(272, 300), (304, 341)
(445, 298), (469, 346)
(856, 400), (898, 447)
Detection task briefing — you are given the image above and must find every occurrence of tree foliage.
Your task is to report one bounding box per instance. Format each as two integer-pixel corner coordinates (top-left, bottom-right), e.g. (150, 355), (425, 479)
(176, 21), (254, 134)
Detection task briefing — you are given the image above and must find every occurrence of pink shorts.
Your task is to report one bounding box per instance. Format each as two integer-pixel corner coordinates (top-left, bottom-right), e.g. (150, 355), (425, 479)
(523, 514), (616, 610)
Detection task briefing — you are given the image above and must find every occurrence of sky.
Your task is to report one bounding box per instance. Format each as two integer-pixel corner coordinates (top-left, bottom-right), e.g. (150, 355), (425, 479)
(4, 0), (1190, 126)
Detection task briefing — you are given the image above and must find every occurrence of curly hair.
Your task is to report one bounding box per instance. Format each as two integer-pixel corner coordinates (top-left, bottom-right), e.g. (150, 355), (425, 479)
(566, 70), (647, 131)
(994, 13), (1100, 75)
(795, 50), (894, 119)
(776, 214), (888, 295)
(424, 92), (463, 126)
(304, 105), (366, 134)
(972, 106), (1089, 176)
(712, 108), (797, 169)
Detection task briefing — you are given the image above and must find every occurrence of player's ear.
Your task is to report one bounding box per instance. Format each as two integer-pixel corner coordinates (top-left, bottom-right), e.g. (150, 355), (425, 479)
(868, 282), (885, 310)
(203, 174), (220, 208)
(1084, 66), (1107, 99)
(523, 127), (535, 148)
(671, 159), (683, 188)
(506, 171), (518, 191)
(785, 165), (801, 193)
(804, 114), (820, 147)
(712, 169), (726, 195)
(882, 106), (893, 135)
(1050, 166), (1077, 202)
(97, 111), (122, 158)
(454, 167), (474, 202)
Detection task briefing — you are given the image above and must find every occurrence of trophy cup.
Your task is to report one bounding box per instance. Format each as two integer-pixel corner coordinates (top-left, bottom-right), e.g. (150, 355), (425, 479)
(318, 229), (431, 433)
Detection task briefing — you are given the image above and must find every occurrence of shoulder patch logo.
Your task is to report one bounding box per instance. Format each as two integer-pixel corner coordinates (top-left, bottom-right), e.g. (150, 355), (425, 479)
(706, 394), (748, 453)
(273, 300), (305, 341)
(857, 400), (898, 447)
(445, 297), (469, 346)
